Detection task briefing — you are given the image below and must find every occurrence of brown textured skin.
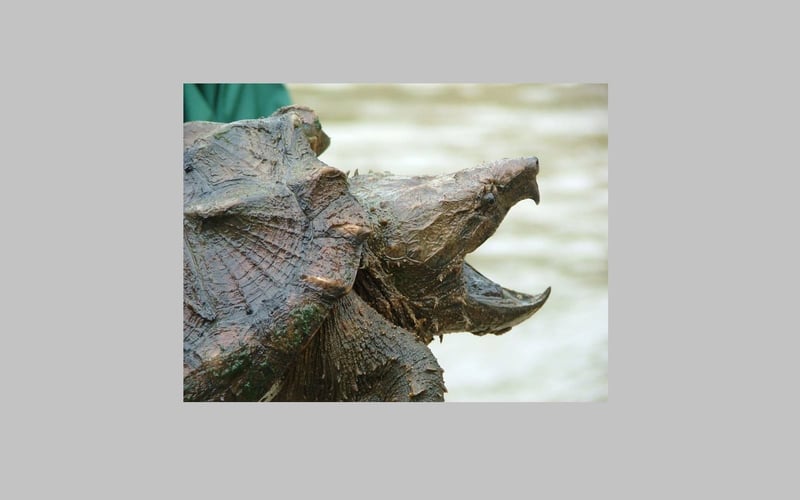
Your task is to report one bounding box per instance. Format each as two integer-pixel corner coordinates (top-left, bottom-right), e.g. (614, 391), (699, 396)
(274, 292), (445, 402)
(183, 106), (549, 402)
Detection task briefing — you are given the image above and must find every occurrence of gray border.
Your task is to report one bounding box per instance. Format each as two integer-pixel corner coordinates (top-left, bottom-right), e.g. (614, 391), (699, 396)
(13, 3), (789, 497)
(5, 16), (616, 498)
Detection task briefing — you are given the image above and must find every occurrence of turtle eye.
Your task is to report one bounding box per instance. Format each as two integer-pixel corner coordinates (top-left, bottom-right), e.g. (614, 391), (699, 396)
(482, 191), (496, 206)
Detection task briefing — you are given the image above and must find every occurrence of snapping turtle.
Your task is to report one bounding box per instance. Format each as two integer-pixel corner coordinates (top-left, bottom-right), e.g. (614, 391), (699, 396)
(184, 105), (550, 401)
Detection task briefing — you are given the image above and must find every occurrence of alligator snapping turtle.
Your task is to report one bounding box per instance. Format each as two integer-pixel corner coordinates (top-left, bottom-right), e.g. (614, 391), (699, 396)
(183, 105), (550, 402)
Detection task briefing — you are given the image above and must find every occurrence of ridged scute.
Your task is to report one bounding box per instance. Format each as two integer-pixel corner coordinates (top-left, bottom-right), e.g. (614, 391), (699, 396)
(183, 107), (368, 401)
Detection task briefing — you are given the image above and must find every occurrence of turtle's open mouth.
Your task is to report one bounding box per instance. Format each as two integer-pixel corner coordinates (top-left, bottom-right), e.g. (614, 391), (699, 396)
(455, 157), (551, 335)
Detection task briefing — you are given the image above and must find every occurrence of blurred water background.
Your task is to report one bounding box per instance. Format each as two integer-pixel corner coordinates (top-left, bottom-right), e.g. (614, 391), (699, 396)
(289, 84), (607, 402)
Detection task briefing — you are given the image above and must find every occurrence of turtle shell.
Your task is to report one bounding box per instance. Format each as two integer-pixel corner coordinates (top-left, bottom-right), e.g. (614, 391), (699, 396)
(183, 107), (368, 401)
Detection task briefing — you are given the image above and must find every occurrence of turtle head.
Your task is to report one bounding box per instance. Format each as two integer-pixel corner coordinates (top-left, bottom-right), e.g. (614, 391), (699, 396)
(350, 157), (550, 342)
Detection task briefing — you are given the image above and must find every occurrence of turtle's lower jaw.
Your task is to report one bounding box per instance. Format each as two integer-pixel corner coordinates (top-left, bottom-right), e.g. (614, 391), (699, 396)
(462, 262), (551, 335)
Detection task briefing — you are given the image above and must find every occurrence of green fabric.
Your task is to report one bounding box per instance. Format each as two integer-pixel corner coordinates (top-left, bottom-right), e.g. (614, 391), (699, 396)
(183, 84), (292, 122)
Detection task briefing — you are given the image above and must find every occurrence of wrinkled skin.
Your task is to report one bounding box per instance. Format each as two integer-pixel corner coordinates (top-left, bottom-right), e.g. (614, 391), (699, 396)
(183, 106), (550, 402)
